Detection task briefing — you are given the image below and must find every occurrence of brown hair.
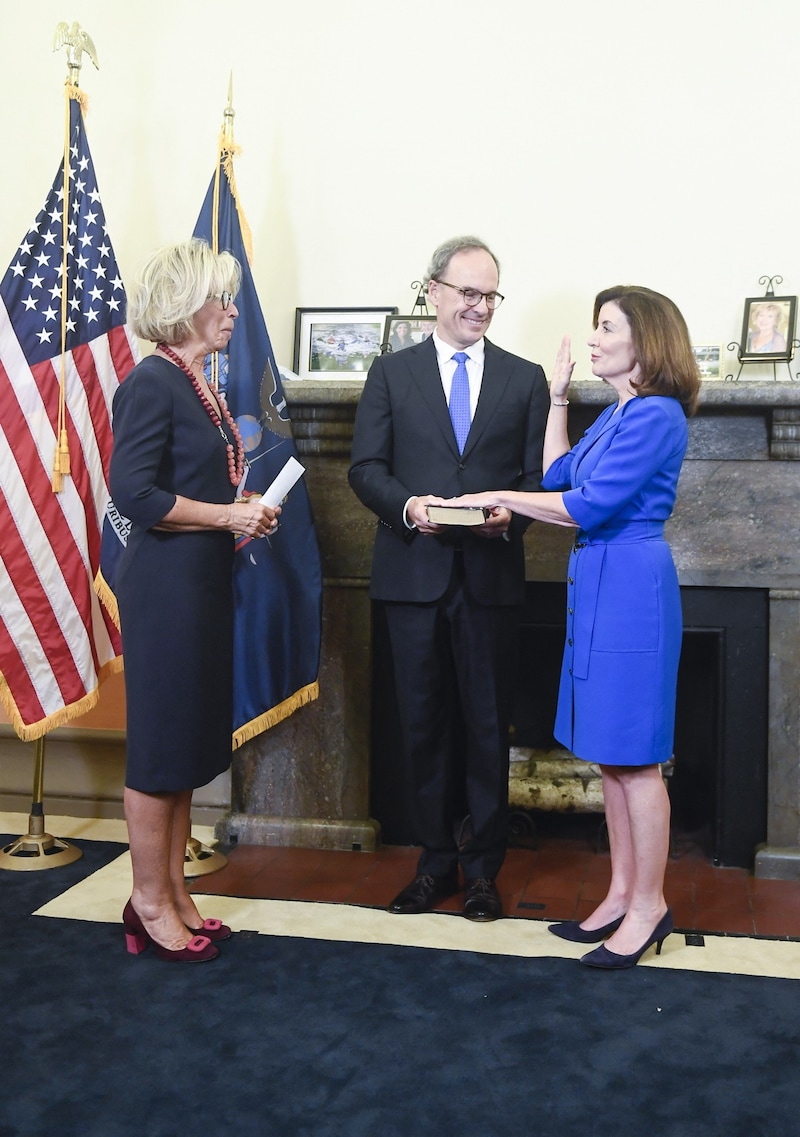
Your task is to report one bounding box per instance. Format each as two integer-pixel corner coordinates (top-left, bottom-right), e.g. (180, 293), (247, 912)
(593, 285), (701, 417)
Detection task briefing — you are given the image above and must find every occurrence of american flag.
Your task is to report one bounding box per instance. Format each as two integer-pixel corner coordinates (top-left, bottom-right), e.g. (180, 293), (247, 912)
(0, 91), (138, 740)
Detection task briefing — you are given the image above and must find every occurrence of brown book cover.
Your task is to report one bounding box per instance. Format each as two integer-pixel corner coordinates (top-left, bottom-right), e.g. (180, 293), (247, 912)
(426, 505), (490, 526)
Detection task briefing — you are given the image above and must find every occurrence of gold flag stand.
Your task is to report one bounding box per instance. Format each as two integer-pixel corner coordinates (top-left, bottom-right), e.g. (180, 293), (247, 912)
(185, 830), (227, 877)
(0, 737), (83, 871)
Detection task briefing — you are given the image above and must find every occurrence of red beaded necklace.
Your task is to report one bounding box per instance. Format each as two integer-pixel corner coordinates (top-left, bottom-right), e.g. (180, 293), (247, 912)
(157, 342), (245, 487)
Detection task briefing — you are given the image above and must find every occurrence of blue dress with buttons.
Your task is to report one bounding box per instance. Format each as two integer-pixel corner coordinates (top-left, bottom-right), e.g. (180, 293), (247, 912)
(540, 395), (688, 766)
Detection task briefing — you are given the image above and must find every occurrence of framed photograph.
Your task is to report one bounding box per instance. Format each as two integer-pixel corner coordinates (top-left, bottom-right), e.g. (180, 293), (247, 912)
(384, 315), (437, 353)
(293, 307), (397, 379)
(692, 344), (722, 380)
(739, 295), (796, 361)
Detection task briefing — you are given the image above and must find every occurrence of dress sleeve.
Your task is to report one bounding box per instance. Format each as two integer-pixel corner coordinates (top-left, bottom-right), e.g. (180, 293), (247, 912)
(109, 367), (178, 528)
(540, 450), (576, 492)
(561, 398), (685, 531)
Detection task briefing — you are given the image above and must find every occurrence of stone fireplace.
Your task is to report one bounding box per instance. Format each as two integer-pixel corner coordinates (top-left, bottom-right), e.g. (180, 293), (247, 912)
(216, 380), (800, 880)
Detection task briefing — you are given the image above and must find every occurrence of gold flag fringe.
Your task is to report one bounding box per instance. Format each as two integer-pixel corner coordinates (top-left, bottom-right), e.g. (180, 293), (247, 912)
(217, 139), (254, 267)
(65, 82), (89, 114)
(232, 681), (319, 750)
(93, 568), (121, 630)
(0, 656), (123, 743)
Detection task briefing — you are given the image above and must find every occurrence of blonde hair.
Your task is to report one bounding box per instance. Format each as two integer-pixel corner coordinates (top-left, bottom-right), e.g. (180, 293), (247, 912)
(129, 238), (241, 344)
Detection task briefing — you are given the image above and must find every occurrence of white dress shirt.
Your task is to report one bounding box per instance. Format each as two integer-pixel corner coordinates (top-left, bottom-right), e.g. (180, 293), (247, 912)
(432, 328), (485, 419)
(402, 329), (487, 528)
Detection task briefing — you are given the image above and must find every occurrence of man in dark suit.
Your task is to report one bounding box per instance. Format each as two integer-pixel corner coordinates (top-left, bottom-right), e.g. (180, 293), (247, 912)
(349, 236), (549, 920)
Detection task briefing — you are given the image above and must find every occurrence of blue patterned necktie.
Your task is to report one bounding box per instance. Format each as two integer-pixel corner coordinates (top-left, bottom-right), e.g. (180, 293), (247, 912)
(449, 351), (471, 453)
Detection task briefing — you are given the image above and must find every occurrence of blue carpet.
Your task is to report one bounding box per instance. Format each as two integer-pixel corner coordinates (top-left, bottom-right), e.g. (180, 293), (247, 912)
(0, 835), (123, 919)
(1, 840), (799, 1136)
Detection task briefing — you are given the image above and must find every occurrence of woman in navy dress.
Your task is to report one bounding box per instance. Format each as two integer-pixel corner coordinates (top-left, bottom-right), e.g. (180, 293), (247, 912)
(110, 239), (279, 963)
(448, 285), (700, 968)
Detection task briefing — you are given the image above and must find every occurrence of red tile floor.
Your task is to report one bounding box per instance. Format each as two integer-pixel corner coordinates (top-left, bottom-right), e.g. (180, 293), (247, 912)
(191, 814), (800, 939)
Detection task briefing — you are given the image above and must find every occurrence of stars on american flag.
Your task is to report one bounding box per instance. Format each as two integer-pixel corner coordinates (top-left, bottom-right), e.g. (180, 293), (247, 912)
(0, 117), (127, 366)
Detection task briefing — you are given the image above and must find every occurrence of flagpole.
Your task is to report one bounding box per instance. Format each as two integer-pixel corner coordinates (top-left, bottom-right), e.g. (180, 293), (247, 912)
(181, 80), (248, 880)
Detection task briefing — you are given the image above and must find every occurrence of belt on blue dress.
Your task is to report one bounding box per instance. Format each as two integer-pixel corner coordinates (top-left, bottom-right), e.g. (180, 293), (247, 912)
(572, 519), (665, 552)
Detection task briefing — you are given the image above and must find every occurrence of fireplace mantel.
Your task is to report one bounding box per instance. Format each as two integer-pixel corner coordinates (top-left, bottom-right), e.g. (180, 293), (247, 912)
(216, 378), (800, 879)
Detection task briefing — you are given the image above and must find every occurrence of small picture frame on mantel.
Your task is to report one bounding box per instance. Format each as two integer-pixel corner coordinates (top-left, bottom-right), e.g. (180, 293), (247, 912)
(739, 295), (796, 362)
(293, 307), (398, 379)
(692, 344), (722, 380)
(383, 314), (437, 353)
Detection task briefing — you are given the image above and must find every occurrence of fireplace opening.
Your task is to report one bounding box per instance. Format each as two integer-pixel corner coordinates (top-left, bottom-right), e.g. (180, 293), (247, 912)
(370, 584), (768, 868)
(510, 583), (768, 868)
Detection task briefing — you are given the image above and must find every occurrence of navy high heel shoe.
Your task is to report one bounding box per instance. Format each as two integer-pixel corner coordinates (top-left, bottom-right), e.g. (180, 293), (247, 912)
(579, 909), (674, 969)
(547, 914), (625, 944)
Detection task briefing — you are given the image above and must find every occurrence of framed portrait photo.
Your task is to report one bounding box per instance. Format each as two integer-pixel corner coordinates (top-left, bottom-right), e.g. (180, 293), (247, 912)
(293, 307), (397, 379)
(692, 344), (722, 380)
(739, 295), (796, 362)
(383, 314), (437, 353)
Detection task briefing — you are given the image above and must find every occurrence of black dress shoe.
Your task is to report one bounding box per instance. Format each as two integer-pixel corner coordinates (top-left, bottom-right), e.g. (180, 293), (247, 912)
(463, 878), (502, 922)
(389, 874), (459, 915)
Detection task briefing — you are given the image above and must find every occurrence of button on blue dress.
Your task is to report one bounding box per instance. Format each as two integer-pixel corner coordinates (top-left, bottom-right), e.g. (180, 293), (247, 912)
(541, 396), (688, 766)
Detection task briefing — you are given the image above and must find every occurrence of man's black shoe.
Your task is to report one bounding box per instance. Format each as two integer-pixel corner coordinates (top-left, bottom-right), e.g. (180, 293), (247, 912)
(389, 873), (459, 915)
(463, 878), (503, 922)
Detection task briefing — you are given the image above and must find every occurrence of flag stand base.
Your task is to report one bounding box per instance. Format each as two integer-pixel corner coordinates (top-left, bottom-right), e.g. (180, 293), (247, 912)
(0, 812), (83, 872)
(0, 736), (83, 871)
(184, 835), (227, 877)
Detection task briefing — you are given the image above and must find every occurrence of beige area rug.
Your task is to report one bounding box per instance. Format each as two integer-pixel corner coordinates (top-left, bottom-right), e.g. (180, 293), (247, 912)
(7, 812), (797, 982)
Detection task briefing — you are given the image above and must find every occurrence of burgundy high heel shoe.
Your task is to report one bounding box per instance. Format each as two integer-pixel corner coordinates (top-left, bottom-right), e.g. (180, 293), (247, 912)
(123, 900), (219, 963)
(186, 917), (232, 942)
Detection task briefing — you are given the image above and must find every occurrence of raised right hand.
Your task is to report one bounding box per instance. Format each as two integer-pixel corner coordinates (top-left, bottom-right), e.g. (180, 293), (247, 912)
(550, 334), (575, 403)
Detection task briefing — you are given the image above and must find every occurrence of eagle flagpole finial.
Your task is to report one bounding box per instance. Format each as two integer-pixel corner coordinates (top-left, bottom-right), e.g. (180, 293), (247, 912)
(53, 21), (100, 86)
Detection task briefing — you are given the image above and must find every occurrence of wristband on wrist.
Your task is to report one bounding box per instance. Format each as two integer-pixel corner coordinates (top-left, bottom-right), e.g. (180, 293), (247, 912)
(551, 399), (569, 407)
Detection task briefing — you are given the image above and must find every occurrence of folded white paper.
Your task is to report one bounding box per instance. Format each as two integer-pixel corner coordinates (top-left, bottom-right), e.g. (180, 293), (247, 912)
(259, 456), (305, 506)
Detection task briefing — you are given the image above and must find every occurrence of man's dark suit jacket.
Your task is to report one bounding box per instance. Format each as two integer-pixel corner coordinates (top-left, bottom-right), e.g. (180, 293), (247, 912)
(349, 335), (550, 606)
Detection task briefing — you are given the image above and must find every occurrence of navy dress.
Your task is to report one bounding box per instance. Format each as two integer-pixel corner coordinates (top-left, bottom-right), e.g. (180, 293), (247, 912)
(109, 355), (236, 793)
(540, 396), (688, 767)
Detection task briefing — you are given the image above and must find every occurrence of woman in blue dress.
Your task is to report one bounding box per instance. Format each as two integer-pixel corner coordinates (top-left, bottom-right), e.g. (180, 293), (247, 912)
(448, 285), (700, 968)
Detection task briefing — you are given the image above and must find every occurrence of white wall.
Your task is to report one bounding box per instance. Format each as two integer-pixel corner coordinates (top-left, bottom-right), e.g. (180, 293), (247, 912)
(3, 0), (798, 381)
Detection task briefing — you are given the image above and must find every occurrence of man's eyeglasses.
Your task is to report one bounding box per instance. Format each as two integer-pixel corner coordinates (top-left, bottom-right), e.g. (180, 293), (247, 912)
(432, 280), (505, 309)
(210, 290), (233, 310)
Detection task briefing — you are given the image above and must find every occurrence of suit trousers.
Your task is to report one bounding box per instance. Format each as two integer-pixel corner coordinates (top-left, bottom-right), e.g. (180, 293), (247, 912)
(383, 554), (520, 881)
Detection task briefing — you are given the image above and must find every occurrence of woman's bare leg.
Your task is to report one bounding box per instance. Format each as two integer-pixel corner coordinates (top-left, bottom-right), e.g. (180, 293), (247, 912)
(168, 789), (205, 929)
(577, 766), (634, 930)
(124, 786), (193, 950)
(601, 764), (670, 954)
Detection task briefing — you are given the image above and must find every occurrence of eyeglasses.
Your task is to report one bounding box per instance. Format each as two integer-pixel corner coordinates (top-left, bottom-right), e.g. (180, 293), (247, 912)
(433, 280), (505, 309)
(209, 290), (233, 310)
